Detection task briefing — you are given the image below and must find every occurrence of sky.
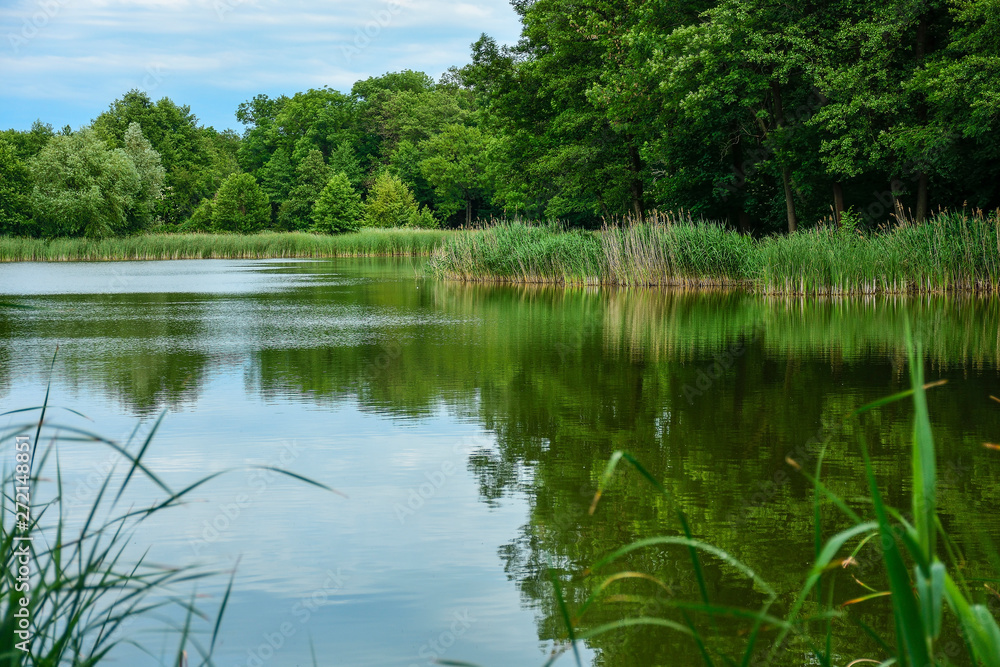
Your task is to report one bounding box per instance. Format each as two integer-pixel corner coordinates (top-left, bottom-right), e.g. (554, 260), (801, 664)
(0, 0), (523, 133)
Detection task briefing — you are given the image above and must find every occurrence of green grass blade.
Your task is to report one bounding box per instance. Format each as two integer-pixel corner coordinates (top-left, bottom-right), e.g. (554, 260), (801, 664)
(548, 565), (582, 667)
(861, 438), (931, 667)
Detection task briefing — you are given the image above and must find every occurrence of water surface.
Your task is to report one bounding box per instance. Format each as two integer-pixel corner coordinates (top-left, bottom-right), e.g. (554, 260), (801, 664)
(1, 259), (999, 666)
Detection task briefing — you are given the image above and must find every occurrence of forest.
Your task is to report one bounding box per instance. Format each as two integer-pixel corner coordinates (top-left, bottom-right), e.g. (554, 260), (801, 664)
(1, 0), (998, 239)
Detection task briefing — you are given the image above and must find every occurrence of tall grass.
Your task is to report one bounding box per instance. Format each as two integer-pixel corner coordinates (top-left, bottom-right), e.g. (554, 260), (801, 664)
(755, 210), (1000, 294)
(425, 223), (606, 283)
(562, 334), (1000, 666)
(0, 229), (454, 262)
(0, 359), (339, 665)
(428, 210), (1000, 294)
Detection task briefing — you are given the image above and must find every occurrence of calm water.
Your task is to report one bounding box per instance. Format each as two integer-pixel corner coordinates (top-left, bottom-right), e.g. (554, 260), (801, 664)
(2, 258), (999, 666)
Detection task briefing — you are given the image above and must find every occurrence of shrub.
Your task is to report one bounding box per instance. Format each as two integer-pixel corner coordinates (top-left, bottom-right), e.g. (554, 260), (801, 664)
(28, 129), (141, 238)
(212, 172), (270, 233)
(180, 197), (214, 232)
(364, 171), (419, 228)
(407, 205), (439, 229)
(311, 172), (363, 234)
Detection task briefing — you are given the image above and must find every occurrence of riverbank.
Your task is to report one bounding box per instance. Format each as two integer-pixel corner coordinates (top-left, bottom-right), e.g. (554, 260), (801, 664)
(0, 228), (455, 261)
(427, 210), (1000, 294)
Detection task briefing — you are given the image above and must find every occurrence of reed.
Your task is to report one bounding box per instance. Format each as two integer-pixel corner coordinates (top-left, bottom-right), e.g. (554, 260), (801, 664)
(428, 210), (1000, 294)
(0, 359), (339, 666)
(0, 229), (455, 262)
(564, 334), (1000, 666)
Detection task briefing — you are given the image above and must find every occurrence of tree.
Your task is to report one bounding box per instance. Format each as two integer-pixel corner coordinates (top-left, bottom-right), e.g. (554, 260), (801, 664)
(181, 197), (214, 232)
(279, 149), (330, 230)
(469, 0), (670, 223)
(122, 122), (166, 231)
(364, 171), (420, 227)
(419, 124), (491, 225)
(212, 173), (270, 233)
(92, 90), (236, 225)
(0, 121), (55, 162)
(29, 129), (142, 238)
(0, 138), (32, 236)
(327, 140), (365, 191)
(311, 172), (363, 233)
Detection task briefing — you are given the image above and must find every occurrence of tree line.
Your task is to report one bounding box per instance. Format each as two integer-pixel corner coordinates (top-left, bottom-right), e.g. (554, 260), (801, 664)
(1, 0), (998, 238)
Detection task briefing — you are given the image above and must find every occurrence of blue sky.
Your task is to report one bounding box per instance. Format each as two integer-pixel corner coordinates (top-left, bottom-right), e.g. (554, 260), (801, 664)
(0, 0), (523, 133)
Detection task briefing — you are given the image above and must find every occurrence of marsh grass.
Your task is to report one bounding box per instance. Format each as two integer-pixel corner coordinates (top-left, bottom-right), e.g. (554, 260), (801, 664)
(428, 210), (1000, 295)
(564, 333), (1000, 666)
(0, 358), (339, 665)
(0, 229), (454, 262)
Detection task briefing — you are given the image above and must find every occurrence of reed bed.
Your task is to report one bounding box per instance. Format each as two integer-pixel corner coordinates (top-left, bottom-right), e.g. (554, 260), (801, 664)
(428, 210), (1000, 295)
(0, 229), (455, 262)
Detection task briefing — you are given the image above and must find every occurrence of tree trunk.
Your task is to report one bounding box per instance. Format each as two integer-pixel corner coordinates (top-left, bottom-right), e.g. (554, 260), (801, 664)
(832, 182), (845, 227)
(625, 136), (645, 220)
(466, 199), (472, 227)
(782, 168), (797, 233)
(770, 81), (797, 234)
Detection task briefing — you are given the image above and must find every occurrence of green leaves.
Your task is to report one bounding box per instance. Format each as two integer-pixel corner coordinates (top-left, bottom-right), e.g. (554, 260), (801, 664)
(212, 173), (271, 233)
(28, 129), (144, 239)
(363, 171), (420, 228)
(311, 172), (363, 234)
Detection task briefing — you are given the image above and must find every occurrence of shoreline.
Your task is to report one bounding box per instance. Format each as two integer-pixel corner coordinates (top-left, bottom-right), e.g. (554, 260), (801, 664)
(0, 229), (452, 262)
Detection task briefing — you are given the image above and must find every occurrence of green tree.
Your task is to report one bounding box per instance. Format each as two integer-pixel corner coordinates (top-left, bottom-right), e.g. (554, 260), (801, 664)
(122, 122), (166, 231)
(406, 205), (439, 229)
(0, 121), (55, 162)
(327, 140), (364, 191)
(363, 171), (419, 227)
(351, 70), (442, 173)
(470, 3), (662, 223)
(279, 149), (330, 230)
(212, 173), (270, 233)
(311, 172), (363, 234)
(419, 124), (491, 225)
(181, 197), (214, 232)
(0, 138), (32, 236)
(28, 129), (142, 238)
(258, 147), (295, 213)
(92, 90), (236, 225)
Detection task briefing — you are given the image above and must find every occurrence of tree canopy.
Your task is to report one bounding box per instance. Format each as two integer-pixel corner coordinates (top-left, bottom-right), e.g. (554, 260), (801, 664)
(2, 0), (999, 237)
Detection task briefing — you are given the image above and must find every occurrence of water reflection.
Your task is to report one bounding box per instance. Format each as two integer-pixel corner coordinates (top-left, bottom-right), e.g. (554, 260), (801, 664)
(1, 259), (999, 665)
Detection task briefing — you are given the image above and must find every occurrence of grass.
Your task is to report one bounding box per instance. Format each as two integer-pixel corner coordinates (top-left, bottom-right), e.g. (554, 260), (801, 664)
(427, 209), (1000, 295)
(552, 333), (1000, 666)
(0, 228), (455, 262)
(0, 355), (339, 666)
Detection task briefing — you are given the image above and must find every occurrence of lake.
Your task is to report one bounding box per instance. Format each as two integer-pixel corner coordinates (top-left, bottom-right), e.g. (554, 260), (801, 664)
(1, 258), (999, 666)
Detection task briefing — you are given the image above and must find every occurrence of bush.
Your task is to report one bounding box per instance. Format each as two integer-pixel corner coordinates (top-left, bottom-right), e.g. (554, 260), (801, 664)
(363, 171), (419, 228)
(407, 205), (439, 229)
(28, 129), (141, 238)
(311, 172), (363, 234)
(179, 197), (214, 232)
(212, 172), (270, 233)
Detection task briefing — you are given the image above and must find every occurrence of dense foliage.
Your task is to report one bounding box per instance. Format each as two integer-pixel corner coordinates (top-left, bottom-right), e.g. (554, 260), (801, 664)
(1, 0), (998, 237)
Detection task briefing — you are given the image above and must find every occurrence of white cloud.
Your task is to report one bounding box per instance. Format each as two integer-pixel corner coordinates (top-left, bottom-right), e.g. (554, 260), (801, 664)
(0, 0), (522, 130)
